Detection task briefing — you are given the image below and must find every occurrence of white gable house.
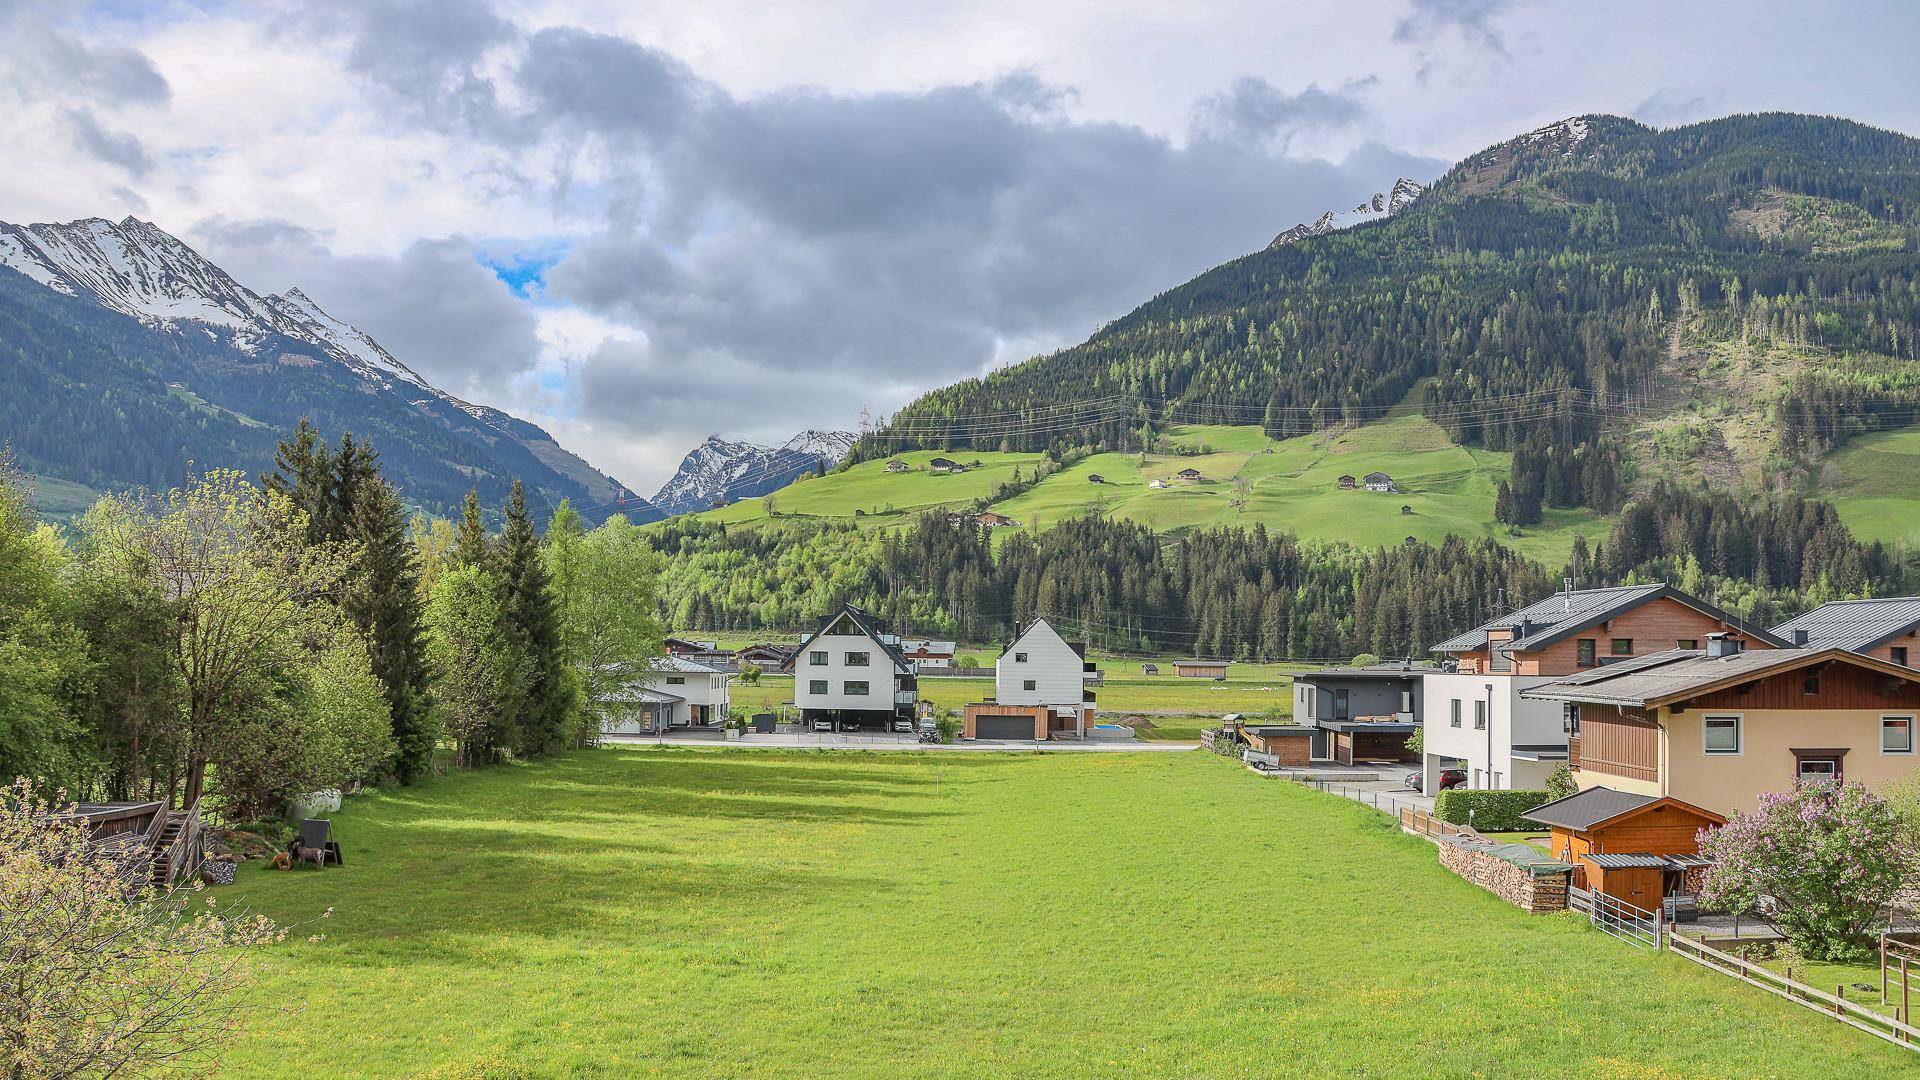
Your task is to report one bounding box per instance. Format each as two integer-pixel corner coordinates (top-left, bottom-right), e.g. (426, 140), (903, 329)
(602, 657), (733, 736)
(788, 604), (920, 731)
(967, 618), (1098, 739)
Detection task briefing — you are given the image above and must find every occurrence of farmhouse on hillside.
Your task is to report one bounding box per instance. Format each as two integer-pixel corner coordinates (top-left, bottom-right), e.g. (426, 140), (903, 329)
(929, 457), (962, 473)
(1772, 595), (1920, 666)
(1363, 471), (1394, 492)
(1175, 467), (1203, 481)
(1421, 584), (1788, 796)
(963, 618), (1098, 740)
(974, 511), (1020, 528)
(603, 657), (733, 735)
(885, 459), (911, 473)
(1148, 478), (1169, 489)
(1337, 474), (1357, 490)
(1523, 643), (1920, 816)
(785, 603), (920, 732)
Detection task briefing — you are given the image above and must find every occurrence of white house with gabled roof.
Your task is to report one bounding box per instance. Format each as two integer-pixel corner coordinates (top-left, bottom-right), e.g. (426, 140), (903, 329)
(602, 656), (733, 735)
(786, 603), (920, 731)
(963, 618), (1098, 740)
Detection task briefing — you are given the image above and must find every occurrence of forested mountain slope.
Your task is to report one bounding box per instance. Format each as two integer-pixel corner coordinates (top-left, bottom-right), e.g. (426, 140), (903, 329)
(865, 113), (1920, 530)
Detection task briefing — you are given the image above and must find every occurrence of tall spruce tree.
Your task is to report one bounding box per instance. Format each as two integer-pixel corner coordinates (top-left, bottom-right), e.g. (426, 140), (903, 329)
(499, 481), (571, 755)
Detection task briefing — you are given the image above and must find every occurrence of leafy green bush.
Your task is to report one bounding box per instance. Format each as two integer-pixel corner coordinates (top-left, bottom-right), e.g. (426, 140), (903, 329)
(1545, 764), (1577, 801)
(1433, 789), (1552, 831)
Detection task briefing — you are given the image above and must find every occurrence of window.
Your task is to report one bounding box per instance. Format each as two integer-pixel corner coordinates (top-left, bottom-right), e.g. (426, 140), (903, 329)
(1023, 680), (1036, 691)
(1884, 716), (1914, 754)
(1564, 703), (1581, 736)
(1334, 688), (1350, 720)
(1473, 700), (1487, 731)
(843, 680), (869, 696)
(1450, 699), (1462, 728)
(1576, 639), (1596, 667)
(1894, 647), (1911, 667)
(1802, 675), (1820, 696)
(1703, 715), (1742, 755)
(665, 676), (685, 685)
(1676, 639), (1698, 650)
(845, 651), (870, 666)
(808, 680), (828, 695)
(1014, 652), (1028, 663)
(1489, 646), (1511, 673)
(1797, 757), (1840, 784)
(1610, 639), (1633, 656)
(809, 651), (827, 665)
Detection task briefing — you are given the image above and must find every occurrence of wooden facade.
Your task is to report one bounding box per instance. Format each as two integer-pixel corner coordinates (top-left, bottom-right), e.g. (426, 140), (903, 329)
(1538, 797), (1724, 906)
(1682, 661), (1920, 710)
(1452, 599), (1767, 677)
(1572, 704), (1660, 783)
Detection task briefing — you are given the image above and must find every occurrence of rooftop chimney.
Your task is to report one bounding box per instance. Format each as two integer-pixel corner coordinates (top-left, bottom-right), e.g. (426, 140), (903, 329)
(1706, 632), (1745, 658)
(1792, 628), (1810, 647)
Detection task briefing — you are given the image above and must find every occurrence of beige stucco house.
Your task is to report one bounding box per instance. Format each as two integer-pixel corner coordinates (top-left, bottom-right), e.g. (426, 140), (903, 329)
(1523, 643), (1920, 816)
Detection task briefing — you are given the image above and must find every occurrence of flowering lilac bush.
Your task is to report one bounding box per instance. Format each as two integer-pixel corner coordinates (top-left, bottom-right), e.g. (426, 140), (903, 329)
(1698, 782), (1911, 961)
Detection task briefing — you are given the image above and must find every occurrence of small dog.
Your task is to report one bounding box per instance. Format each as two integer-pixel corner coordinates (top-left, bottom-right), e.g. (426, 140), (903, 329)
(293, 843), (327, 870)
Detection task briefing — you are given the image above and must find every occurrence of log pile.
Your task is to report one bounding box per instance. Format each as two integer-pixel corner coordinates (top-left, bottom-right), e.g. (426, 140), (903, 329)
(1436, 836), (1572, 915)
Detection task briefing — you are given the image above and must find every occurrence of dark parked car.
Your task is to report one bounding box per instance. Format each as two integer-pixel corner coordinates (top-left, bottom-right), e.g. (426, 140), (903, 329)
(1407, 768), (1466, 793)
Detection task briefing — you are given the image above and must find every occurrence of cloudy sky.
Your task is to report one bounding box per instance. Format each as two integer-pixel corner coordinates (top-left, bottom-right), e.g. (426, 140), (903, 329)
(3, 1), (1918, 493)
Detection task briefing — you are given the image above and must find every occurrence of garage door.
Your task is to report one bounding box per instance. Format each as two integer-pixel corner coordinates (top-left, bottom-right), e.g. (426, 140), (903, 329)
(974, 715), (1034, 740)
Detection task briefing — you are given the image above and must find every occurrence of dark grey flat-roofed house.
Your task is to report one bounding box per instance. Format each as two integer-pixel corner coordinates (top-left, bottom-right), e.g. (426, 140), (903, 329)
(1293, 664), (1423, 764)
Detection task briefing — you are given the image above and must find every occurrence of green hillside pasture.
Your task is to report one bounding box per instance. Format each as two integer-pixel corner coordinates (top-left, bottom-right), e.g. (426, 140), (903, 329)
(214, 750), (1906, 1077)
(994, 417), (1609, 563)
(1822, 425), (1920, 546)
(731, 669), (1295, 719)
(693, 449), (1048, 530)
(25, 474), (101, 523)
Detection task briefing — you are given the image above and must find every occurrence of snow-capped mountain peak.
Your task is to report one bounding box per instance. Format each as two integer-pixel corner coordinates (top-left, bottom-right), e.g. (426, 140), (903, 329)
(1266, 177), (1427, 250)
(652, 429), (857, 516)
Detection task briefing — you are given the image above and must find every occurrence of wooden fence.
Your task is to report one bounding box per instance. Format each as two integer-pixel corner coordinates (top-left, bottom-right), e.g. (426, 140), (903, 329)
(1670, 933), (1920, 1053)
(1398, 807), (1480, 842)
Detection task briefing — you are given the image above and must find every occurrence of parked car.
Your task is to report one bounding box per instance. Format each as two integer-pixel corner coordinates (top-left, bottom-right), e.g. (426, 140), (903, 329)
(1408, 768), (1466, 793)
(812, 718), (834, 733)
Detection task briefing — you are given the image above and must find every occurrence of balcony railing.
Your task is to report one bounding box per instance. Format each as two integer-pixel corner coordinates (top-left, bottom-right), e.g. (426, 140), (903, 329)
(895, 691), (918, 706)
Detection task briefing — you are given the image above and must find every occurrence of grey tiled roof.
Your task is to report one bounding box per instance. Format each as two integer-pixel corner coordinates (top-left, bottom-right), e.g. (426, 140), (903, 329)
(1429, 584), (1786, 654)
(1772, 597), (1920, 653)
(1521, 786), (1658, 831)
(1520, 647), (1916, 707)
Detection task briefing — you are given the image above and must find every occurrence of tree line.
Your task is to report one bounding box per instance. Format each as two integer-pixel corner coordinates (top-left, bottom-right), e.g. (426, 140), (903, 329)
(0, 419), (663, 823)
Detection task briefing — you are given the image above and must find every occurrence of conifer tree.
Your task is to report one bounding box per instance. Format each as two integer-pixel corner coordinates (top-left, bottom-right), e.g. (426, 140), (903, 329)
(499, 481), (572, 755)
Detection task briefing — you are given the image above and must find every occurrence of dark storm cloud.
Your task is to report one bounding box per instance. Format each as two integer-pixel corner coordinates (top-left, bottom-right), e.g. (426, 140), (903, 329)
(63, 107), (153, 175)
(310, 4), (1447, 462)
(191, 216), (543, 401)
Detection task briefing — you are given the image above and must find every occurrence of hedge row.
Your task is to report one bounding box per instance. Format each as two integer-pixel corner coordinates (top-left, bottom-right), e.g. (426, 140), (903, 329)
(1432, 789), (1553, 831)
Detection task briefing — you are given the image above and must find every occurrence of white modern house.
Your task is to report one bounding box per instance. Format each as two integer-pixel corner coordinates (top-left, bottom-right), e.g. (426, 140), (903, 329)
(601, 656), (733, 735)
(787, 604), (920, 731)
(963, 618), (1098, 740)
(1420, 584), (1787, 794)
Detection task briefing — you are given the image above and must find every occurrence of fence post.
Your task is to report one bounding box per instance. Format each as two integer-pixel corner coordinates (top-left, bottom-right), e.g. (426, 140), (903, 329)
(1886, 937), (1891, 1006)
(1904, 956), (1910, 1026)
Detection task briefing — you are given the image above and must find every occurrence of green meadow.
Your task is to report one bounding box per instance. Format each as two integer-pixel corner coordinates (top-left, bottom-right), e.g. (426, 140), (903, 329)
(214, 749), (1904, 1077)
(1821, 425), (1920, 547)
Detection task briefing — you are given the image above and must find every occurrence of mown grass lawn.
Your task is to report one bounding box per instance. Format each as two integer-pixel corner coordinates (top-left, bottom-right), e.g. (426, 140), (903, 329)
(215, 749), (1902, 1077)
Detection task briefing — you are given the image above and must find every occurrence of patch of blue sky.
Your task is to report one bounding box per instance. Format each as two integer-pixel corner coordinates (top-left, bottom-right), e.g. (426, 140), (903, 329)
(478, 238), (574, 300)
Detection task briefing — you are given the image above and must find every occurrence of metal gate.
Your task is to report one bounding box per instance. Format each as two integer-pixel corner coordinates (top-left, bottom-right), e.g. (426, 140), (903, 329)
(1568, 885), (1664, 949)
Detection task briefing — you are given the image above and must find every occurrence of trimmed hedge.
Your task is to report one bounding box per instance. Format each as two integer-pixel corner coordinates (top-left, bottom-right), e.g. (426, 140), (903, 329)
(1433, 789), (1552, 831)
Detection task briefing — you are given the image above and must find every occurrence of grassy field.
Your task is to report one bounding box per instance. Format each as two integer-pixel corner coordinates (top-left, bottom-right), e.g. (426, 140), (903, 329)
(730, 670), (1296, 720)
(1820, 425), (1920, 547)
(24, 473), (101, 523)
(215, 749), (1904, 1077)
(672, 414), (1611, 563)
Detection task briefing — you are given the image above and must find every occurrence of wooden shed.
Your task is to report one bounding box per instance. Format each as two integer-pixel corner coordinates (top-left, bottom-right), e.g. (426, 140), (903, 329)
(1522, 787), (1725, 909)
(1173, 660), (1229, 679)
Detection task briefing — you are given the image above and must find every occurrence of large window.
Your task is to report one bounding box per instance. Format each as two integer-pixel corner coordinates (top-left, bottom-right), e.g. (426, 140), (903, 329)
(809, 651), (827, 665)
(1703, 715), (1742, 755)
(1023, 680), (1037, 691)
(1884, 716), (1914, 754)
(1610, 638), (1633, 656)
(665, 676), (685, 685)
(1473, 701), (1487, 731)
(845, 651), (870, 666)
(808, 680), (828, 695)
(1576, 639), (1596, 667)
(1450, 699), (1462, 728)
(843, 680), (869, 696)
